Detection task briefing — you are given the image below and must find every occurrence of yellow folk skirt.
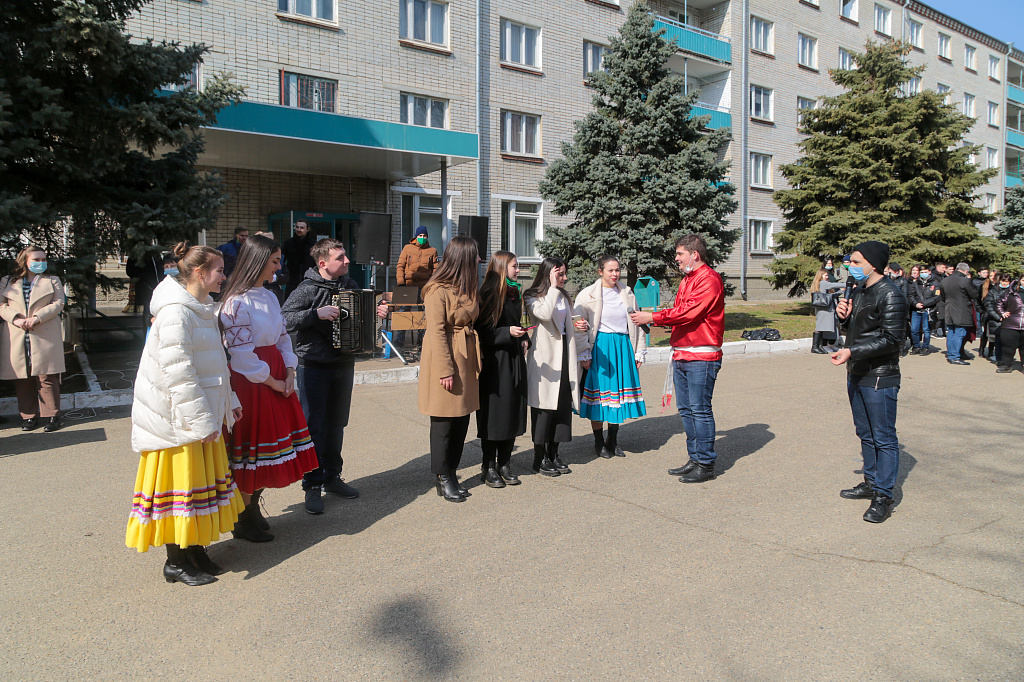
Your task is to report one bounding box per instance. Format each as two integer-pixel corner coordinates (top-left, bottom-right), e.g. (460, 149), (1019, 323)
(125, 435), (244, 552)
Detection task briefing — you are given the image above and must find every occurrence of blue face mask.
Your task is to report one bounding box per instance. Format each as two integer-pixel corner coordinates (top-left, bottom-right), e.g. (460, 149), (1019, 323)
(28, 261), (47, 274)
(848, 266), (869, 282)
(165, 268), (179, 278)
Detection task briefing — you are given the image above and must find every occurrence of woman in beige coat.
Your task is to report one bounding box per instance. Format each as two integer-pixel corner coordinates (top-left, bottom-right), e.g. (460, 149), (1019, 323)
(0, 246), (66, 432)
(417, 236), (481, 503)
(524, 258), (588, 476)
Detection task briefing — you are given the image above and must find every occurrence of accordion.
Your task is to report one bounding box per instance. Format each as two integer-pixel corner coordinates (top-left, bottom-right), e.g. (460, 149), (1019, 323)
(331, 289), (376, 353)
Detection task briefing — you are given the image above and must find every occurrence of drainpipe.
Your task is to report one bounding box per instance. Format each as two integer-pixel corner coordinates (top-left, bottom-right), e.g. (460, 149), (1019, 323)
(441, 158), (449, 246)
(475, 0), (483, 216)
(1004, 43), (1012, 212)
(739, 0), (749, 299)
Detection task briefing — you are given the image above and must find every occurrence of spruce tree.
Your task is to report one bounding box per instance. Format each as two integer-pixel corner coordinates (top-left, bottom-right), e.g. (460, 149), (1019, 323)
(0, 0), (243, 298)
(539, 1), (736, 289)
(994, 185), (1024, 254)
(769, 40), (1020, 295)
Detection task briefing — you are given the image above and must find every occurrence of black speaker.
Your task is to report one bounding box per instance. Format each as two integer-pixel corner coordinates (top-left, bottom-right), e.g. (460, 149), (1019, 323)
(458, 215), (490, 259)
(355, 212), (393, 266)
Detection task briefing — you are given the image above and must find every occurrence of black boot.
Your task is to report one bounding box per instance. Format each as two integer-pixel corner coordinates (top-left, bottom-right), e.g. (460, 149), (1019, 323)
(593, 428), (609, 458)
(549, 442), (571, 474)
(668, 460), (698, 476)
(840, 478), (875, 499)
(435, 474), (465, 502)
(249, 489), (270, 531)
(480, 440), (503, 487)
(452, 471), (470, 496)
(603, 424), (625, 457)
(496, 442), (521, 485)
(679, 462), (716, 483)
(232, 504), (274, 543)
(185, 545), (226, 576)
(532, 443), (560, 476)
(863, 493), (893, 523)
(811, 332), (827, 354)
(163, 544), (217, 586)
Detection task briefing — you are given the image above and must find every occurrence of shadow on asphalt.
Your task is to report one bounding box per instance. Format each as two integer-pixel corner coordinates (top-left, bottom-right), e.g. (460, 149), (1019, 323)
(367, 595), (464, 680)
(0, 427), (108, 457)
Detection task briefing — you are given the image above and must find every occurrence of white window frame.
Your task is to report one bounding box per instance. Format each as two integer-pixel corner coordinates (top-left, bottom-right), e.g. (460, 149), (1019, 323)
(500, 19), (541, 69)
(937, 83), (951, 104)
(797, 34), (817, 69)
(401, 192), (449, 253)
(278, 0), (335, 23)
(841, 0), (858, 21)
(874, 4), (891, 36)
(987, 147), (999, 170)
(906, 18), (923, 48)
(400, 93), (448, 129)
(750, 153), (772, 188)
(750, 219), (773, 252)
(501, 200), (544, 262)
(965, 44), (977, 71)
(584, 41), (608, 77)
(965, 141), (978, 167)
(797, 97), (816, 124)
(907, 77), (922, 96)
(165, 62), (201, 92)
(750, 16), (773, 55)
(989, 55), (1001, 80)
(963, 92), (976, 118)
(280, 71), (337, 113)
(983, 193), (997, 214)
(750, 85), (773, 121)
(500, 110), (540, 156)
(399, 0), (449, 47)
(937, 33), (951, 59)
(838, 47), (857, 70)
(988, 101), (1000, 127)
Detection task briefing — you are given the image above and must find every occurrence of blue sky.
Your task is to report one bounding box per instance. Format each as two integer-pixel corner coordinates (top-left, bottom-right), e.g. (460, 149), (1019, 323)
(923, 0), (1023, 46)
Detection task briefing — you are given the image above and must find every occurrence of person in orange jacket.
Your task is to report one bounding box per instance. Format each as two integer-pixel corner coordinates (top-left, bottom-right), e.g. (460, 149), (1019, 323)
(394, 226), (439, 348)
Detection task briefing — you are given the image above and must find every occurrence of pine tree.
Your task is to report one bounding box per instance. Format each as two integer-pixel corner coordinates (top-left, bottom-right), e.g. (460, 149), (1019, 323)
(994, 185), (1024, 255)
(539, 1), (736, 289)
(0, 0), (243, 298)
(769, 40), (1020, 295)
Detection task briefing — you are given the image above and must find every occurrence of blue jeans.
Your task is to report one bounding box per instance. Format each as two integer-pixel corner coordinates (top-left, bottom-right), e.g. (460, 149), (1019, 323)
(297, 358), (355, 489)
(847, 379), (900, 498)
(946, 325), (968, 361)
(673, 359), (721, 464)
(910, 311), (930, 349)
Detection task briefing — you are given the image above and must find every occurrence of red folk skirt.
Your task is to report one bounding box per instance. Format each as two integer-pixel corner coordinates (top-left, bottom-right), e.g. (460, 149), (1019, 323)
(228, 345), (316, 494)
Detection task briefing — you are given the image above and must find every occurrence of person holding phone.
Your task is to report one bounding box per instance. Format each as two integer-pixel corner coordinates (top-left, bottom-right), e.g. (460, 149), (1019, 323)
(524, 258), (588, 476)
(574, 255), (647, 459)
(475, 251), (530, 488)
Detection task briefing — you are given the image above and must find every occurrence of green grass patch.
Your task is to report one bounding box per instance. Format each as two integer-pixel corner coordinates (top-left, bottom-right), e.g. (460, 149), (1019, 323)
(649, 301), (817, 346)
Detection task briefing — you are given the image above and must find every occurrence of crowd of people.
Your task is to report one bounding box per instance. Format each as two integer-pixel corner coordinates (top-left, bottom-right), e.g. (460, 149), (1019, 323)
(810, 255), (1024, 372)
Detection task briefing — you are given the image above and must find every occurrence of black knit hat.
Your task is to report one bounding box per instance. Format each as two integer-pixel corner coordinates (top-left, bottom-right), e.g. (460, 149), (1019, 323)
(852, 241), (890, 274)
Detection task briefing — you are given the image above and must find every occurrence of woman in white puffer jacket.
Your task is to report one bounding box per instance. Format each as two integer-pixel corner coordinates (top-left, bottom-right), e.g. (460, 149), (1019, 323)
(125, 242), (244, 587)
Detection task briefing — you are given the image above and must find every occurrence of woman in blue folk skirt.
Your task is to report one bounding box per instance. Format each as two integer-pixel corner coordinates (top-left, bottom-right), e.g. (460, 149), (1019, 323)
(574, 255), (647, 458)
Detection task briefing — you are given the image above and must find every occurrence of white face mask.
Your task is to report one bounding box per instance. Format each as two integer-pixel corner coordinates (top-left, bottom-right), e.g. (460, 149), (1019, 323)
(683, 253), (698, 275)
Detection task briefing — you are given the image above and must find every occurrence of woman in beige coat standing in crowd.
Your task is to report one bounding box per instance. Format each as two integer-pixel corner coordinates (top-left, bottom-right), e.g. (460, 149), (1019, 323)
(0, 246), (67, 432)
(418, 236), (481, 503)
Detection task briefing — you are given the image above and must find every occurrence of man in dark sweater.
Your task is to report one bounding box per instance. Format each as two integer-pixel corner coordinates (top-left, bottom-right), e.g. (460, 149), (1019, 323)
(281, 220), (317, 299)
(281, 238), (361, 514)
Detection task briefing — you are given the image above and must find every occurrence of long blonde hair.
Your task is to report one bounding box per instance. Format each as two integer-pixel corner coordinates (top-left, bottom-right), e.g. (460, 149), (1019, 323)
(810, 269), (828, 293)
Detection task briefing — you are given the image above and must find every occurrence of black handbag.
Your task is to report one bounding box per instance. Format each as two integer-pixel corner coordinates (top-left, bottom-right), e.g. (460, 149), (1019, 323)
(811, 292), (832, 308)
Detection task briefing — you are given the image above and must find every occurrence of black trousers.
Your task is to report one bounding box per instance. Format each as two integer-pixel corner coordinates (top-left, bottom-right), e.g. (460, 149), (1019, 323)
(998, 328), (1024, 367)
(298, 358), (355, 489)
(481, 438), (515, 468)
(430, 415), (471, 476)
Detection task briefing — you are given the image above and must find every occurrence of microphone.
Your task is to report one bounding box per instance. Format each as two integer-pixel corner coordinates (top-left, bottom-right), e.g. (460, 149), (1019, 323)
(627, 306), (650, 334)
(843, 276), (856, 301)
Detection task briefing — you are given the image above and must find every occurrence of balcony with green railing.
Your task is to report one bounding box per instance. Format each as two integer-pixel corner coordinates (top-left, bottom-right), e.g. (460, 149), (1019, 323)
(1008, 170), (1022, 188)
(1008, 127), (1024, 150)
(653, 15), (731, 65)
(1009, 84), (1024, 105)
(692, 102), (731, 129)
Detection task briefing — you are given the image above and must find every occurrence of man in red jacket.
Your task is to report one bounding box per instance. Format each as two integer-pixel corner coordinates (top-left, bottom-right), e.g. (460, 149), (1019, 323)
(630, 234), (725, 483)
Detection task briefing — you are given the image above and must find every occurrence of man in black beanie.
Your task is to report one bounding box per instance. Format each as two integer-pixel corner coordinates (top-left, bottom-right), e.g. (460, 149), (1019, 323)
(831, 241), (908, 523)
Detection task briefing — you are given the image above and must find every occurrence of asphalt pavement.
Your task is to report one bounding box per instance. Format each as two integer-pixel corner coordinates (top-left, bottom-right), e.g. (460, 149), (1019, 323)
(1, 349), (1022, 680)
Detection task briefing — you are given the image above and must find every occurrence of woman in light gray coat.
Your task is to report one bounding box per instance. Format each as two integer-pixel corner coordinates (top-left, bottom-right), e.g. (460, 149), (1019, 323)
(811, 269), (843, 353)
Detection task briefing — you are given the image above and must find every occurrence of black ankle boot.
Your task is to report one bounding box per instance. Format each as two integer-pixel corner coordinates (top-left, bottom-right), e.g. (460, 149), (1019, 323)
(452, 472), (470, 496)
(185, 545), (226, 576)
(435, 474), (465, 502)
(863, 493), (893, 523)
(496, 444), (520, 485)
(164, 544), (217, 586)
(840, 479), (875, 499)
(232, 505), (274, 543)
(483, 463), (505, 488)
(811, 332), (827, 354)
(532, 443), (559, 476)
(603, 425), (625, 457)
(592, 428), (606, 457)
(250, 489), (270, 531)
(549, 442), (571, 474)
(668, 460), (698, 476)
(679, 462), (716, 483)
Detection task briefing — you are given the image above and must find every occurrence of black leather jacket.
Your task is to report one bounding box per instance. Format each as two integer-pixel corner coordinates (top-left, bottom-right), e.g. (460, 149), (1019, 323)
(840, 277), (908, 381)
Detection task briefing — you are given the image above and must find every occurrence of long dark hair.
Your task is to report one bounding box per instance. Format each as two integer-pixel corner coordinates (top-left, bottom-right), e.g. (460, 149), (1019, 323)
(524, 257), (568, 303)
(424, 235), (479, 301)
(220, 234), (280, 303)
(479, 250), (521, 328)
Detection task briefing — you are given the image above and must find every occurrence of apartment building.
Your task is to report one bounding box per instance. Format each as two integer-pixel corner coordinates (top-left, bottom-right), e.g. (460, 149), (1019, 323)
(127, 1), (1023, 295)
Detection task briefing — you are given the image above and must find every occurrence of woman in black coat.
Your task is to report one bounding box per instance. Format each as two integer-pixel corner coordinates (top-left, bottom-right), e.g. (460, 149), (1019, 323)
(475, 250), (530, 488)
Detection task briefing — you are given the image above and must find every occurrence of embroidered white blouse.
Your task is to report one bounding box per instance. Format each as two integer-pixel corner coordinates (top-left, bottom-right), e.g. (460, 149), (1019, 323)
(219, 287), (298, 383)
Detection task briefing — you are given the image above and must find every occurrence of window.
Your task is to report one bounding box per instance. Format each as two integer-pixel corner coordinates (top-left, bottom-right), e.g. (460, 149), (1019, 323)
(937, 83), (951, 104)
(667, 8), (689, 25)
(751, 153), (772, 187)
(750, 85), (773, 121)
(400, 93), (447, 128)
(500, 111), (540, 155)
(401, 194), (445, 253)
(965, 142), (977, 166)
(964, 44), (977, 71)
(584, 42), (607, 77)
(797, 97), (816, 123)
(501, 201), (542, 259)
(750, 220), (773, 251)
(280, 72), (336, 112)
(937, 33), (951, 59)
(278, 0), (333, 22)
(988, 101), (999, 126)
(989, 55), (1001, 80)
(907, 77), (922, 96)
(838, 48), (857, 70)
(963, 93), (975, 117)
(750, 16), (773, 54)
(399, 0), (448, 46)
(798, 34), (817, 70)
(874, 4), (891, 35)
(165, 62), (201, 91)
(906, 18), (922, 48)
(983, 194), (997, 214)
(987, 147), (999, 169)
(500, 19), (540, 68)
(841, 0), (857, 21)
